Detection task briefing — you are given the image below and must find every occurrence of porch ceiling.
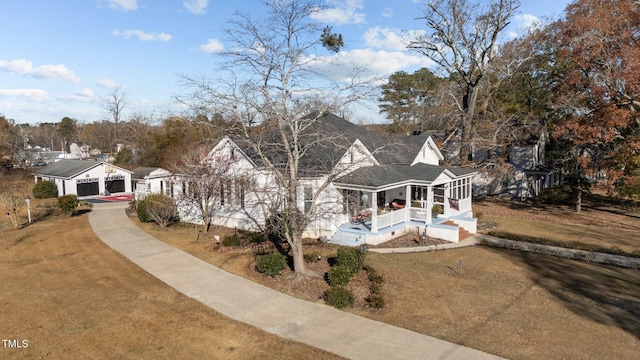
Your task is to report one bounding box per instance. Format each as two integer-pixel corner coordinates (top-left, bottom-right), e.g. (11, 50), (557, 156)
(333, 163), (475, 190)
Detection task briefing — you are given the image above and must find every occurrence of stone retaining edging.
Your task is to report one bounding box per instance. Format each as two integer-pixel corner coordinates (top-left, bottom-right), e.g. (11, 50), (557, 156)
(475, 234), (640, 269)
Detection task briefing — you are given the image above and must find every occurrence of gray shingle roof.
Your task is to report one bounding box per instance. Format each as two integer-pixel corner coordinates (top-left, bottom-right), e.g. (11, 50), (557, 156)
(334, 163), (476, 189)
(132, 167), (161, 180)
(34, 160), (132, 179)
(34, 160), (103, 178)
(231, 112), (425, 175)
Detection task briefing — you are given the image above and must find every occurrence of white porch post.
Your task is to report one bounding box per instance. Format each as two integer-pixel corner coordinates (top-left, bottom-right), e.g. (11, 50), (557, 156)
(370, 190), (378, 233)
(443, 183), (451, 217)
(426, 185), (433, 224)
(405, 184), (411, 222)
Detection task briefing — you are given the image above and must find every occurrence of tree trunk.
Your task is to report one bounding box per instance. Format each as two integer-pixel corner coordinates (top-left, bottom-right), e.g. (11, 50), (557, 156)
(575, 187), (582, 213)
(459, 83), (480, 163)
(290, 231), (319, 280)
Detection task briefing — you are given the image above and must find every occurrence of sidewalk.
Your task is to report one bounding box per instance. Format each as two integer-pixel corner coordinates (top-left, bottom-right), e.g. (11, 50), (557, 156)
(88, 202), (503, 360)
(369, 236), (481, 254)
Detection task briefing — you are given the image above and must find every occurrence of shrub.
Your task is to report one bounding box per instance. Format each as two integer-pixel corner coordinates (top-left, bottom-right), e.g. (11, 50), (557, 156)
(322, 287), (354, 309)
(255, 253), (287, 277)
(136, 199), (151, 222)
(365, 294), (385, 309)
(143, 194), (177, 228)
(336, 247), (364, 276)
(221, 234), (241, 247)
(327, 265), (353, 287)
(33, 181), (58, 199)
(245, 232), (267, 244)
(363, 264), (384, 285)
(57, 195), (78, 216)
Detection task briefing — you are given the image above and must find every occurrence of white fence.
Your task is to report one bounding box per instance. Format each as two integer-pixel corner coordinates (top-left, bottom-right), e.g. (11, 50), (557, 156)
(377, 208), (407, 229)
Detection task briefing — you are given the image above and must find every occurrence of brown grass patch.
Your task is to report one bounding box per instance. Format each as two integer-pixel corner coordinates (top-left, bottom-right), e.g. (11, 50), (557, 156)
(0, 210), (342, 359)
(475, 198), (640, 253)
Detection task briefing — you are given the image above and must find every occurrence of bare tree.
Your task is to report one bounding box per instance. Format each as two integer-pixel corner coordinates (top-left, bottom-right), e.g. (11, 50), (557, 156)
(0, 173), (29, 230)
(407, 0), (520, 162)
(103, 88), (126, 154)
(144, 194), (178, 229)
(178, 0), (379, 279)
(172, 148), (235, 235)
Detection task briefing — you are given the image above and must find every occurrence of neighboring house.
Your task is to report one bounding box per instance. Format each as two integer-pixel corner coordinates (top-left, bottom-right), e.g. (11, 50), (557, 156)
(33, 160), (133, 197)
(69, 142), (91, 159)
(132, 167), (172, 200)
(172, 112), (478, 246)
(472, 124), (563, 199)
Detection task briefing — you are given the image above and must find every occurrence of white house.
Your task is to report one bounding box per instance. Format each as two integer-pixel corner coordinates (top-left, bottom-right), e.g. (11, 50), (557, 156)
(132, 167), (173, 200)
(171, 113), (478, 246)
(69, 142), (91, 159)
(33, 160), (133, 197)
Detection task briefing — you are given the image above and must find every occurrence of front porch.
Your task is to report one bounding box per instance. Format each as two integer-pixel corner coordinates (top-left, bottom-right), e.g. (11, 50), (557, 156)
(330, 173), (477, 246)
(329, 209), (477, 246)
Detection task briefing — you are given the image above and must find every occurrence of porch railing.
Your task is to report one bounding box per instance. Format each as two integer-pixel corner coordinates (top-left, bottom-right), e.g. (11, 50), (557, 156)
(409, 207), (429, 221)
(377, 208), (407, 229)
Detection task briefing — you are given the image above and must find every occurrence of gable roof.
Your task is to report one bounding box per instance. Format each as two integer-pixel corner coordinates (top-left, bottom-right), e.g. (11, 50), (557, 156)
(34, 160), (131, 179)
(230, 112), (426, 176)
(132, 167), (164, 180)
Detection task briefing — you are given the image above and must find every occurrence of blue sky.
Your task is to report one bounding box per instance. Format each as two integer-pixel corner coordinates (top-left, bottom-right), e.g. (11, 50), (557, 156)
(0, 0), (572, 125)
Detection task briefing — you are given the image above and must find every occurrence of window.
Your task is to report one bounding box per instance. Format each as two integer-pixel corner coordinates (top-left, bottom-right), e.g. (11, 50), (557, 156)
(304, 187), (313, 213)
(226, 179), (233, 205)
(342, 189), (359, 214)
(235, 178), (248, 209)
(449, 178), (470, 200)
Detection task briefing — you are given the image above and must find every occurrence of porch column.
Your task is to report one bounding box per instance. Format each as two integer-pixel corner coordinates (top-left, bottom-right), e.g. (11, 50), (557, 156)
(405, 184), (411, 222)
(545, 173), (550, 189)
(443, 183), (451, 217)
(370, 190), (378, 233)
(426, 185), (433, 225)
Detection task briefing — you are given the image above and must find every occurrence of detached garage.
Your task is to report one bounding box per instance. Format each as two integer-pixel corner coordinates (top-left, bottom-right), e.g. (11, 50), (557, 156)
(33, 160), (132, 197)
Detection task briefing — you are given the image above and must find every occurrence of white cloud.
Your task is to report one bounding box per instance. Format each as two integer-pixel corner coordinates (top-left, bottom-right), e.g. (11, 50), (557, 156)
(363, 27), (406, 51)
(97, 78), (120, 89)
(183, 0), (208, 14)
(514, 14), (542, 31)
(308, 49), (434, 84)
(381, 7), (393, 18)
(77, 88), (94, 97)
(100, 0), (139, 12)
(311, 0), (366, 25)
(111, 29), (172, 42)
(0, 89), (49, 101)
(58, 88), (97, 103)
(0, 59), (81, 83)
(199, 39), (224, 53)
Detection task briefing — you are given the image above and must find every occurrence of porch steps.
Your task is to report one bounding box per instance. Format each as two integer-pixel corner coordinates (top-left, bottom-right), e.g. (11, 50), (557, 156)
(442, 221), (473, 241)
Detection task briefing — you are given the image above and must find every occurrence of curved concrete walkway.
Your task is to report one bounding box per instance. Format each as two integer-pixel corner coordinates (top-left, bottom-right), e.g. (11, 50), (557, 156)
(88, 202), (503, 360)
